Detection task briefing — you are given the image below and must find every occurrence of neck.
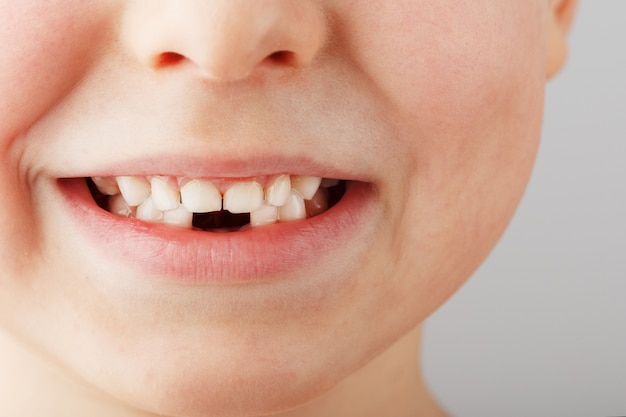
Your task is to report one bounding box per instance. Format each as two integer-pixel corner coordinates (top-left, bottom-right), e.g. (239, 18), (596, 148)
(0, 326), (447, 417)
(277, 325), (448, 417)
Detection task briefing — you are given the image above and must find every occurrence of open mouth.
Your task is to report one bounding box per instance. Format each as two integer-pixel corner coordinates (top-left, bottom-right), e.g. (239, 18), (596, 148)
(58, 169), (374, 282)
(87, 174), (347, 232)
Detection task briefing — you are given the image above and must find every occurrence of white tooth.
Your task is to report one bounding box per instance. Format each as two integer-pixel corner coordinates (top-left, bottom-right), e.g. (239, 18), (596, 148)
(278, 191), (306, 222)
(136, 197), (164, 222)
(264, 174), (291, 207)
(180, 179), (222, 213)
(108, 194), (135, 218)
(321, 178), (340, 188)
(223, 181), (263, 214)
(116, 176), (151, 207)
(163, 205), (193, 228)
(92, 176), (120, 195)
(291, 176), (322, 200)
(305, 188), (329, 217)
(250, 204), (278, 227)
(151, 177), (180, 211)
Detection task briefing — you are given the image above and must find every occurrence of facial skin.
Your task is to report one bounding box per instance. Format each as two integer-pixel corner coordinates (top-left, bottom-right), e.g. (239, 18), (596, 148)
(0, 1), (575, 416)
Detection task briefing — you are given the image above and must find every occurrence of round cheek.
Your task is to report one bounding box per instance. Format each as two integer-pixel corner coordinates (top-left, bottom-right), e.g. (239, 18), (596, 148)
(0, 2), (116, 275)
(1, 3), (89, 139)
(340, 2), (547, 305)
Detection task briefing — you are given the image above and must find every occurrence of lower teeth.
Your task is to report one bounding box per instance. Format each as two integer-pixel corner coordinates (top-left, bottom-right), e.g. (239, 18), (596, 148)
(86, 177), (346, 232)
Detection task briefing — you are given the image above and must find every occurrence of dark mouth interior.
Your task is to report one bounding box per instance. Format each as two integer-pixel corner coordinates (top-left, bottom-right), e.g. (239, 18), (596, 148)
(86, 178), (347, 231)
(193, 211), (251, 230)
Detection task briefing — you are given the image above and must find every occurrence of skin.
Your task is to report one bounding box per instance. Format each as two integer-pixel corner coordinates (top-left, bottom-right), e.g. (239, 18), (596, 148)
(0, 1), (576, 416)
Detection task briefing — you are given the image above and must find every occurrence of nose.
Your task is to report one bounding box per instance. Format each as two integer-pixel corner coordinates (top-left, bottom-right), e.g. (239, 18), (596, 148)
(121, 0), (327, 82)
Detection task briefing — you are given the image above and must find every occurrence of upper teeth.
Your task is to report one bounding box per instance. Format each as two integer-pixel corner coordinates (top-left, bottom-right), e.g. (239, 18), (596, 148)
(223, 181), (264, 214)
(150, 177), (181, 211)
(116, 176), (151, 206)
(180, 179), (222, 213)
(264, 174), (291, 207)
(91, 174), (339, 229)
(291, 175), (323, 200)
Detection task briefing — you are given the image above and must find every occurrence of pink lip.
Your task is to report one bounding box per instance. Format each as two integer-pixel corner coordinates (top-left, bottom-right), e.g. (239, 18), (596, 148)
(57, 152), (372, 182)
(58, 178), (377, 283)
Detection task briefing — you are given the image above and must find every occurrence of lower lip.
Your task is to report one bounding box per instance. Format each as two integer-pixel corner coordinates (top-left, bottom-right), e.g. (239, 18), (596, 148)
(58, 179), (377, 283)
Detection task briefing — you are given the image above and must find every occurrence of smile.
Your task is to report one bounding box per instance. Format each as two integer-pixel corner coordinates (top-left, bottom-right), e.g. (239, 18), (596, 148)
(87, 174), (346, 232)
(56, 155), (378, 284)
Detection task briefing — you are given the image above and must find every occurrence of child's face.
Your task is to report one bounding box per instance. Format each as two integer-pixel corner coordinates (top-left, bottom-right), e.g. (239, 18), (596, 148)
(0, 1), (569, 416)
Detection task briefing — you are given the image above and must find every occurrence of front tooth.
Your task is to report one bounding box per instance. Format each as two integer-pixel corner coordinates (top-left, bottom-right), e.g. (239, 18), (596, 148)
(305, 188), (329, 217)
(163, 205), (193, 228)
(117, 176), (151, 207)
(180, 179), (222, 213)
(250, 204), (278, 227)
(151, 177), (180, 211)
(223, 181), (263, 214)
(92, 176), (120, 195)
(264, 174), (291, 207)
(291, 176), (322, 200)
(278, 191), (306, 222)
(136, 197), (164, 222)
(108, 194), (135, 218)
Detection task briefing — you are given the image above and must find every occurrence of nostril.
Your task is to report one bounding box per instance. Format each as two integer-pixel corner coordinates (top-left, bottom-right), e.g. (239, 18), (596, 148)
(155, 51), (186, 68)
(266, 50), (297, 66)
(153, 51), (297, 75)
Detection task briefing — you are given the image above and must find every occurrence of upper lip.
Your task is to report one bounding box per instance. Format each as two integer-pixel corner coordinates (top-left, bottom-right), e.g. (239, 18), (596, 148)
(46, 143), (373, 188)
(53, 151), (371, 183)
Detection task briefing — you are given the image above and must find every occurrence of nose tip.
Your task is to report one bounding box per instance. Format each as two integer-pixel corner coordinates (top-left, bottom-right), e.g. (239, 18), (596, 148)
(122, 0), (327, 82)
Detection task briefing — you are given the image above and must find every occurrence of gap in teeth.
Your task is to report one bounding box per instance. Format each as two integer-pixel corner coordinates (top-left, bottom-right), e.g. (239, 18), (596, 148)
(87, 175), (346, 232)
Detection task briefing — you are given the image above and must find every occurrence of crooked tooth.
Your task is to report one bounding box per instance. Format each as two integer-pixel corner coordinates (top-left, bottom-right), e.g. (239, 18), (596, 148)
(250, 204), (278, 227)
(223, 181), (263, 214)
(108, 194), (135, 218)
(163, 205), (193, 228)
(116, 176), (151, 207)
(291, 176), (322, 200)
(278, 190), (306, 222)
(151, 176), (180, 211)
(180, 179), (222, 213)
(136, 197), (164, 223)
(92, 176), (120, 196)
(264, 174), (291, 207)
(305, 188), (329, 217)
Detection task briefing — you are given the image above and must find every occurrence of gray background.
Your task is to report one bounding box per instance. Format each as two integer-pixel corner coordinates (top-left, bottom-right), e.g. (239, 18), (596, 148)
(423, 2), (626, 416)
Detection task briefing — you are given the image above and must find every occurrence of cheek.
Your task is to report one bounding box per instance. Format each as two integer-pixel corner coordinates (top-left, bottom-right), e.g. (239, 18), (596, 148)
(343, 2), (547, 305)
(351, 1), (545, 121)
(0, 1), (114, 144)
(338, 1), (547, 197)
(398, 3), (546, 240)
(0, 1), (113, 280)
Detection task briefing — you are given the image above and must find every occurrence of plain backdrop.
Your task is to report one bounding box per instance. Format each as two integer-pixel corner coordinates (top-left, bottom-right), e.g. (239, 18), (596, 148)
(423, 2), (626, 416)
